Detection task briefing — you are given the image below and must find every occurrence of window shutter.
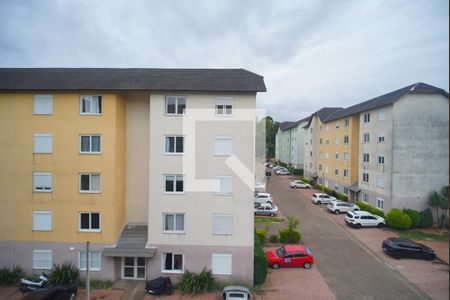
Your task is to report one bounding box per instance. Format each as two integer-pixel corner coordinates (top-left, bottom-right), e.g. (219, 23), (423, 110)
(212, 254), (232, 275)
(34, 134), (52, 153)
(214, 137), (233, 155)
(34, 95), (53, 114)
(33, 250), (52, 269)
(213, 214), (232, 234)
(33, 211), (52, 230)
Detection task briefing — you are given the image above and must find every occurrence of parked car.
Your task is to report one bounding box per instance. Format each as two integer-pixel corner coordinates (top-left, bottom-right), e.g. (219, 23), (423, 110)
(22, 284), (77, 300)
(255, 182), (266, 192)
(327, 201), (360, 214)
(265, 245), (314, 269)
(272, 165), (283, 171)
(344, 211), (385, 228)
(311, 193), (337, 204)
(254, 203), (278, 216)
(222, 285), (251, 300)
(289, 180), (311, 189)
(382, 237), (436, 261)
(254, 192), (273, 204)
(275, 169), (290, 175)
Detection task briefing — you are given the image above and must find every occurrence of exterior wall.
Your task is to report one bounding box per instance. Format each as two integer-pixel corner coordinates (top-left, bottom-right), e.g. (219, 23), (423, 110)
(147, 93), (255, 283)
(303, 116), (322, 179)
(125, 92), (150, 224)
(292, 121), (307, 169)
(275, 127), (292, 165)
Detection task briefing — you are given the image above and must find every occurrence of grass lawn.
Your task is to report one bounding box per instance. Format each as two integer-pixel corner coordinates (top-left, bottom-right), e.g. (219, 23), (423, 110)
(396, 230), (449, 241)
(255, 216), (284, 223)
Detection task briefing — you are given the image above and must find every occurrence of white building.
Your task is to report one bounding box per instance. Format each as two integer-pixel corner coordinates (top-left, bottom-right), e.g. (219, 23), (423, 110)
(275, 117), (309, 168)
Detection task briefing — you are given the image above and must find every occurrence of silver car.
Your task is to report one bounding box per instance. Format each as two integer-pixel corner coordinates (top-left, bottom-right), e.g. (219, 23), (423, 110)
(327, 201), (360, 214)
(254, 203), (279, 216)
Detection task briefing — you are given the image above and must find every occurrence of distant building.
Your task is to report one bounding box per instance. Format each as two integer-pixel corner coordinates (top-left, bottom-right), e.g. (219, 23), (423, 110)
(275, 117), (309, 168)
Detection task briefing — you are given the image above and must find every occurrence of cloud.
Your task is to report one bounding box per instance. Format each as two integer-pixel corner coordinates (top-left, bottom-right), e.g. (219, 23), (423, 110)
(0, 0), (448, 121)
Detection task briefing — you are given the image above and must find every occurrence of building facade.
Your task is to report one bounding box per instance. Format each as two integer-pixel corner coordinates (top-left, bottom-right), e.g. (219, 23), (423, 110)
(274, 118), (309, 169)
(0, 68), (266, 283)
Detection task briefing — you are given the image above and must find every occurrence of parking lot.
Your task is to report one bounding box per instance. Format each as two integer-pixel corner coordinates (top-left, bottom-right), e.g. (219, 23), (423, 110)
(262, 173), (448, 300)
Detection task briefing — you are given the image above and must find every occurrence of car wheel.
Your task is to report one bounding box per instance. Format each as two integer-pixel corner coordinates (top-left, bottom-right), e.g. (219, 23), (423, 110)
(69, 292), (76, 300)
(272, 263), (280, 269)
(270, 213), (275, 217)
(393, 252), (402, 259)
(317, 201), (322, 205)
(377, 223), (384, 228)
(425, 254), (435, 261)
(303, 262), (312, 269)
(355, 223), (362, 229)
(334, 210), (340, 215)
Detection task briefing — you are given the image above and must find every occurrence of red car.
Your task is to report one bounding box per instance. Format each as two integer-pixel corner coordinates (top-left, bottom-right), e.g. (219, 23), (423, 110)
(265, 245), (314, 269)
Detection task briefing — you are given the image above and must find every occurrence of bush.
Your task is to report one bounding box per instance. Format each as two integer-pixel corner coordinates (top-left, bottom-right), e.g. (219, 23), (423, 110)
(336, 192), (348, 201)
(48, 261), (79, 285)
(253, 232), (267, 285)
(269, 234), (279, 243)
(403, 209), (420, 229)
(0, 266), (23, 286)
(299, 177), (313, 184)
(179, 268), (214, 295)
(292, 168), (304, 176)
(255, 229), (266, 245)
(279, 228), (301, 244)
(419, 209), (433, 228)
(386, 208), (412, 230)
(355, 201), (385, 218)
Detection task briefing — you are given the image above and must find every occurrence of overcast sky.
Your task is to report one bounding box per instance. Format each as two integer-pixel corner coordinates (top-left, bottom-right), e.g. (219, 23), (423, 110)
(0, 0), (448, 121)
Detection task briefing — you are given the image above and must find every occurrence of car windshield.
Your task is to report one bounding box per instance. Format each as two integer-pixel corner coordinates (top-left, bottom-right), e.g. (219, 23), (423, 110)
(276, 247), (286, 257)
(306, 247), (312, 254)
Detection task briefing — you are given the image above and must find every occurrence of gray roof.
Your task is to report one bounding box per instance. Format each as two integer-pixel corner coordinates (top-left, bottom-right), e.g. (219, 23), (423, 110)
(0, 68), (266, 92)
(303, 107), (343, 128)
(102, 225), (156, 257)
(278, 116), (310, 131)
(324, 82), (448, 122)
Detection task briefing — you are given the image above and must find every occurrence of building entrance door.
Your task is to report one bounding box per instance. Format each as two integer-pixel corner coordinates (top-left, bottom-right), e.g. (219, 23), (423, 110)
(122, 257), (146, 280)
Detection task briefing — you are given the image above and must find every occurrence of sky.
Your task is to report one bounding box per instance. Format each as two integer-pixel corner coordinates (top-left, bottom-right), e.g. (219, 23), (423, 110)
(0, 0), (448, 121)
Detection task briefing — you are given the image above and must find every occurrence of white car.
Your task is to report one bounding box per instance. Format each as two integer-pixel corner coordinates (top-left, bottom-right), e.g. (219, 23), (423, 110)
(344, 211), (386, 228)
(289, 180), (311, 189)
(311, 193), (337, 204)
(327, 201), (360, 214)
(255, 182), (266, 192)
(272, 165), (283, 171)
(255, 192), (273, 204)
(275, 169), (290, 175)
(254, 203), (279, 216)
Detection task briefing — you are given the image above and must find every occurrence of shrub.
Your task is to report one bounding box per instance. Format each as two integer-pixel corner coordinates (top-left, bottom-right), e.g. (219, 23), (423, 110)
(402, 209), (420, 229)
(355, 201), (385, 218)
(279, 228), (301, 244)
(299, 177), (313, 184)
(386, 208), (412, 230)
(253, 232), (267, 285)
(269, 234), (279, 243)
(419, 209), (433, 228)
(255, 229), (266, 245)
(336, 192), (348, 201)
(179, 268), (214, 295)
(0, 266), (23, 286)
(292, 168), (304, 176)
(48, 261), (79, 285)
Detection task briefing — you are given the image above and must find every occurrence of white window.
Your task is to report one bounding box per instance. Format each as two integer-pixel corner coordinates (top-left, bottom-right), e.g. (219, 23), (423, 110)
(214, 136), (233, 156)
(164, 136), (184, 154)
(34, 95), (52, 115)
(33, 211), (52, 231)
(79, 173), (101, 192)
(335, 121), (339, 128)
(325, 152), (329, 159)
(325, 166), (329, 174)
(363, 173), (369, 183)
(79, 251), (101, 271)
(343, 169), (349, 177)
(335, 152), (339, 160)
(34, 133), (52, 153)
(363, 133), (370, 143)
(80, 134), (101, 153)
(344, 118), (350, 127)
(79, 212), (100, 231)
(378, 133), (385, 143)
(364, 113), (370, 123)
(213, 214), (232, 235)
(335, 137), (339, 145)
(319, 152), (322, 159)
(80, 96), (102, 115)
(319, 138), (323, 144)
(165, 96), (186, 115)
(334, 169), (339, 175)
(164, 175), (184, 193)
(379, 110), (385, 121)
(363, 153), (370, 163)
(363, 193), (369, 203)
(215, 97), (233, 115)
(377, 198), (384, 210)
(33, 250), (52, 269)
(319, 164), (322, 171)
(212, 254), (232, 275)
(377, 176), (384, 188)
(215, 176), (232, 194)
(378, 155), (385, 165)
(33, 172), (52, 192)
(326, 125), (329, 131)
(344, 152), (349, 161)
(163, 213), (184, 232)
(344, 135), (349, 144)
(162, 253), (183, 272)
(325, 138), (329, 144)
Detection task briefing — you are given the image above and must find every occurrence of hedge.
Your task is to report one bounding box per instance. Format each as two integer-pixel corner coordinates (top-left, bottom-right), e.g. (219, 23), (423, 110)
(386, 208), (412, 230)
(299, 177), (313, 184)
(419, 209), (433, 228)
(402, 208), (420, 229)
(253, 231), (268, 285)
(355, 201), (385, 218)
(279, 228), (301, 244)
(291, 168), (304, 176)
(255, 229), (266, 245)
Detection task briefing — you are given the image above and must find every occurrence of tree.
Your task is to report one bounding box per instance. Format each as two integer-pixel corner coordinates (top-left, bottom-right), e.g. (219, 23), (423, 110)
(428, 191), (442, 228)
(258, 116), (279, 159)
(439, 186), (449, 229)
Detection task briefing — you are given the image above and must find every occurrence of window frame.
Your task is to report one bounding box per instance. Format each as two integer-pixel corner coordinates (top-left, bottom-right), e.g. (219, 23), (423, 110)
(32, 250), (52, 270)
(32, 210), (52, 231)
(378, 133), (385, 143)
(32, 172), (52, 192)
(79, 134), (102, 154)
(165, 96), (186, 115)
(377, 176), (384, 188)
(378, 110), (385, 121)
(344, 135), (349, 144)
(33, 133), (53, 154)
(164, 135), (185, 154)
(79, 173), (101, 193)
(212, 214), (233, 235)
(79, 251), (101, 271)
(378, 155), (385, 165)
(163, 213), (185, 233)
(363, 113), (370, 123)
(376, 198), (384, 210)
(344, 118), (350, 127)
(164, 174), (184, 194)
(78, 212), (101, 232)
(214, 176), (233, 195)
(80, 95), (102, 115)
(343, 169), (349, 177)
(363, 132), (370, 143)
(215, 97), (234, 116)
(362, 173), (369, 183)
(161, 253), (184, 273)
(214, 136), (233, 156)
(363, 153), (370, 163)
(212, 254), (232, 275)
(33, 95), (53, 115)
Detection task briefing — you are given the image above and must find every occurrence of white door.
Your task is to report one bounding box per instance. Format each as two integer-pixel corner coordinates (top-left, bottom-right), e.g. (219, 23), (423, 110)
(122, 257), (146, 280)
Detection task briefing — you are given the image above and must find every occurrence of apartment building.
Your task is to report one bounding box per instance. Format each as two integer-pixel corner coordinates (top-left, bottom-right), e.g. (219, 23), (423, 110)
(274, 117), (309, 168)
(0, 68), (266, 283)
(303, 108), (342, 179)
